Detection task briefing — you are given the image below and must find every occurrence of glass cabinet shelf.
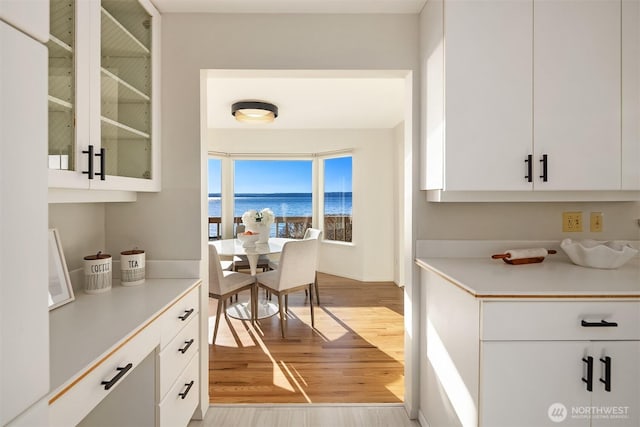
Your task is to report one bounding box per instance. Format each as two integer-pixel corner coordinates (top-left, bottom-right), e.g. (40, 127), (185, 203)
(101, 68), (149, 103)
(101, 117), (149, 140)
(48, 95), (73, 112)
(101, 7), (149, 59)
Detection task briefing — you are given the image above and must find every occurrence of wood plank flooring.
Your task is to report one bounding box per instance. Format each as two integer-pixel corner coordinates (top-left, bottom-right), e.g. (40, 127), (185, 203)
(208, 273), (405, 404)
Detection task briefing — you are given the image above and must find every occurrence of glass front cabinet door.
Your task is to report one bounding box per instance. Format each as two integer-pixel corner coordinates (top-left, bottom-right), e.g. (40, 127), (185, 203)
(48, 0), (160, 192)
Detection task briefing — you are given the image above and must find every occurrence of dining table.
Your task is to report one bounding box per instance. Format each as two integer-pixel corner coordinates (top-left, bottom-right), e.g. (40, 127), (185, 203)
(211, 237), (292, 320)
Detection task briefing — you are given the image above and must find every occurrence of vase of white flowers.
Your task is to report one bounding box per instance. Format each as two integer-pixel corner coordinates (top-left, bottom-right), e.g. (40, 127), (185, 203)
(241, 208), (275, 243)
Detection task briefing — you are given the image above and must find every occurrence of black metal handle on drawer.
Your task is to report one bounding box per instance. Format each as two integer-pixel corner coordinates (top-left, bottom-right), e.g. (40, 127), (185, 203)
(582, 356), (593, 392)
(95, 148), (106, 180)
(179, 339), (195, 354)
(82, 145), (94, 179)
(539, 154), (548, 182)
(524, 154), (533, 182)
(101, 363), (133, 390)
(599, 356), (612, 392)
(178, 380), (195, 399)
(581, 320), (618, 327)
(178, 308), (194, 321)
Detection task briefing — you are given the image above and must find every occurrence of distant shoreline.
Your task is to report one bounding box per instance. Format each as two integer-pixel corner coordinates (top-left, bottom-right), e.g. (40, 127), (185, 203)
(208, 192), (351, 198)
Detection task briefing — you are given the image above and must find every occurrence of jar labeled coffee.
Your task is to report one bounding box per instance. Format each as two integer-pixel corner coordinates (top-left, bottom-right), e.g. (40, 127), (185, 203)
(83, 252), (112, 294)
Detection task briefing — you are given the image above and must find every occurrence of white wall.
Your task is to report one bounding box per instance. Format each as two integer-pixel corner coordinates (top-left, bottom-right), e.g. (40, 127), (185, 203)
(209, 128), (396, 282)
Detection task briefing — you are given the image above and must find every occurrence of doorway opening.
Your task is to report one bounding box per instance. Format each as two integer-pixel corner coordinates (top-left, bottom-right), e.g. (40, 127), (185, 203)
(200, 69), (414, 406)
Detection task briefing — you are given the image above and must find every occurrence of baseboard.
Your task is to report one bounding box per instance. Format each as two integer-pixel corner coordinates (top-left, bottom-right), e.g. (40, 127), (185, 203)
(418, 410), (429, 427)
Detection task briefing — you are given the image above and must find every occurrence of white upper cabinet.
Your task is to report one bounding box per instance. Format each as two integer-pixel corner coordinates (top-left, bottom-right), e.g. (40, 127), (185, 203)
(423, 0), (640, 201)
(534, 0), (621, 191)
(48, 0), (161, 193)
(0, 0), (49, 42)
(438, 0), (533, 192)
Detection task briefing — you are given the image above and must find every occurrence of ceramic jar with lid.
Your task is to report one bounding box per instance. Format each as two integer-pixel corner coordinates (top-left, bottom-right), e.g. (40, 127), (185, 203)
(83, 252), (112, 294)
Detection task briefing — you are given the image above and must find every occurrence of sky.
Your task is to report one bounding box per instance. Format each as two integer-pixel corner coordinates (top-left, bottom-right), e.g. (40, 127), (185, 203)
(208, 158), (352, 194)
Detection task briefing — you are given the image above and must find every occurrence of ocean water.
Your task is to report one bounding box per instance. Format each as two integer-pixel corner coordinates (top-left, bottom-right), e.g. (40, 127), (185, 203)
(208, 192), (352, 218)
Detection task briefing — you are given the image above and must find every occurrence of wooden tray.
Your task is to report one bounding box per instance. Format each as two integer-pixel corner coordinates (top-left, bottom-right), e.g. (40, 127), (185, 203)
(499, 256), (546, 265)
(491, 250), (556, 265)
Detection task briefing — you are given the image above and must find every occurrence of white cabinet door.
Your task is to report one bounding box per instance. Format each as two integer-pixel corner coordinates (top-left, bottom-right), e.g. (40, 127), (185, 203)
(0, 0), (49, 43)
(591, 341), (640, 427)
(622, 0), (640, 190)
(534, 0), (621, 191)
(481, 341), (591, 427)
(0, 21), (49, 425)
(49, 0), (161, 193)
(444, 0), (533, 191)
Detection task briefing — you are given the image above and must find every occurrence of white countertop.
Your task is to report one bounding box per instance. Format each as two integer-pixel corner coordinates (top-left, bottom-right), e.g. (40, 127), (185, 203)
(49, 278), (200, 392)
(416, 256), (640, 298)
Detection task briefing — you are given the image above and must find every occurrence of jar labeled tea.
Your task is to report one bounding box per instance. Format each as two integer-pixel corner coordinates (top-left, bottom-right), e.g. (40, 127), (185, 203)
(120, 249), (145, 286)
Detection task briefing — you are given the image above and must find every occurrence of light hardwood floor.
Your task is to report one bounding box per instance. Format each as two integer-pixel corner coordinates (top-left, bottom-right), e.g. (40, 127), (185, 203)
(188, 404), (420, 427)
(208, 273), (405, 404)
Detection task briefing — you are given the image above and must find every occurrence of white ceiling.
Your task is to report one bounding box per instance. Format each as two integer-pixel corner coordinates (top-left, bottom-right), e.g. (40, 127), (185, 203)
(205, 70), (407, 130)
(152, 0), (426, 14)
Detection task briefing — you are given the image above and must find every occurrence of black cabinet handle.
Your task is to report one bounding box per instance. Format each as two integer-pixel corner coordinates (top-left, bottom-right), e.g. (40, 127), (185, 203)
(95, 148), (106, 180)
(599, 356), (612, 392)
(101, 363), (133, 390)
(581, 320), (618, 327)
(539, 154), (548, 182)
(178, 380), (194, 399)
(178, 308), (194, 321)
(524, 155), (533, 182)
(179, 339), (195, 354)
(582, 356), (593, 392)
(82, 145), (94, 180)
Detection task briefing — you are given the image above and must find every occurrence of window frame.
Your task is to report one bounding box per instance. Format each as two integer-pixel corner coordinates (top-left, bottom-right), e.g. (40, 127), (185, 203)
(208, 150), (353, 242)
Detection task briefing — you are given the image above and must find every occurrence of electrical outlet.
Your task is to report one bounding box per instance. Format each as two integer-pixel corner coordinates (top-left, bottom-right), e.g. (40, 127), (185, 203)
(563, 211), (583, 232)
(590, 212), (603, 232)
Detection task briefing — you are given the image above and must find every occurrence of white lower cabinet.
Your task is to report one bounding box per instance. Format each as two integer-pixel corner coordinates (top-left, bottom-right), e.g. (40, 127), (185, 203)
(158, 353), (200, 427)
(481, 341), (640, 427)
(421, 268), (640, 427)
(48, 281), (201, 427)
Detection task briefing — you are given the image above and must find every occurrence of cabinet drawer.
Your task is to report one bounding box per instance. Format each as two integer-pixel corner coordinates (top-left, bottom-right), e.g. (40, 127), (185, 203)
(160, 287), (199, 349)
(158, 315), (199, 398)
(482, 301), (640, 341)
(49, 322), (159, 427)
(158, 352), (199, 427)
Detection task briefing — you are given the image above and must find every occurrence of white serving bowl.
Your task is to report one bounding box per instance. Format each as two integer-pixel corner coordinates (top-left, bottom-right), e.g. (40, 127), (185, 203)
(560, 238), (638, 269)
(237, 232), (260, 248)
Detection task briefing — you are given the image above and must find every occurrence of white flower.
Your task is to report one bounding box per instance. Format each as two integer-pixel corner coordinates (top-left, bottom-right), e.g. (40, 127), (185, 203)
(242, 208), (275, 227)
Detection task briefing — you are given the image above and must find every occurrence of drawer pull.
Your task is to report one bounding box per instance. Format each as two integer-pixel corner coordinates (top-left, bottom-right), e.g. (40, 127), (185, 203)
(581, 320), (618, 327)
(581, 356), (593, 392)
(599, 356), (612, 392)
(101, 363), (133, 390)
(178, 380), (195, 399)
(179, 339), (195, 354)
(178, 308), (194, 321)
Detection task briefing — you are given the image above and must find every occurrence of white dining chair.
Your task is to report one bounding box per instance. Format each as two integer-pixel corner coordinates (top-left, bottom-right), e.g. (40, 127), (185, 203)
(256, 238), (319, 338)
(208, 243), (257, 344)
(268, 228), (322, 305)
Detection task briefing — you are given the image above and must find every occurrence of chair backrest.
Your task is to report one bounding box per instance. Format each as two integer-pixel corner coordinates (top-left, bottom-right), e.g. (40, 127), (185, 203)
(303, 228), (322, 240)
(274, 238), (318, 291)
(208, 243), (225, 295)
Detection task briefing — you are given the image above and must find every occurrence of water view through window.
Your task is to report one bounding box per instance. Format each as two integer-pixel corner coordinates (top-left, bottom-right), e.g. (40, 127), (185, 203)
(208, 157), (352, 241)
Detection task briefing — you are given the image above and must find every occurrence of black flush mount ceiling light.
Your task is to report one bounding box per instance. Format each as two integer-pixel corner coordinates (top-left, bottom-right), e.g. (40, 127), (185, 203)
(231, 101), (278, 124)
